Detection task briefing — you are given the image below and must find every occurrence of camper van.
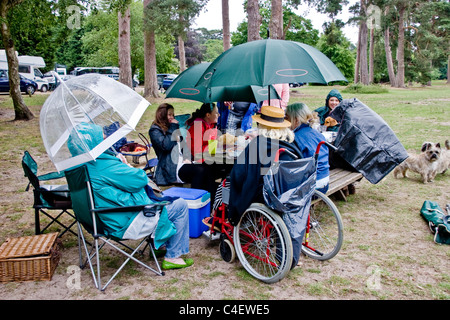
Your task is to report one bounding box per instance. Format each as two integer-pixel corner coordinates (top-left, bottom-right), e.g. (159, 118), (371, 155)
(0, 51), (50, 92)
(17, 56), (49, 92)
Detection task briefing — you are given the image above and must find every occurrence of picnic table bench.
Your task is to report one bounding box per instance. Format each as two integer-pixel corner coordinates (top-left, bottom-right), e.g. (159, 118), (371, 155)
(326, 168), (363, 201)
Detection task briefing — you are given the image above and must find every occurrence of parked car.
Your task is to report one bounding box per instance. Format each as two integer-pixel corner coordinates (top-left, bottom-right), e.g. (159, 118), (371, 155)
(162, 74), (177, 91)
(289, 82), (305, 88)
(43, 72), (74, 90)
(157, 73), (177, 90)
(0, 69), (38, 95)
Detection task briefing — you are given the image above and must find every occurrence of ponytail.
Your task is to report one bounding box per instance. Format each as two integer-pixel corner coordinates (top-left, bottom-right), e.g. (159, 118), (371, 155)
(186, 103), (215, 127)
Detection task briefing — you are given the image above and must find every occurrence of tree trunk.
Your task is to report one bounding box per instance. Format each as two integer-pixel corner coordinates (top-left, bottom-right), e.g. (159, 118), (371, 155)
(359, 0), (369, 85)
(396, 3), (406, 88)
(359, 22), (369, 85)
(143, 0), (159, 98)
(178, 35), (186, 72)
(118, 7), (133, 88)
(383, 8), (397, 88)
(369, 27), (374, 84)
(354, 25), (361, 83)
(0, 0), (34, 121)
(269, 0), (283, 39)
(247, 0), (261, 42)
(222, 0), (231, 51)
(447, 55), (450, 84)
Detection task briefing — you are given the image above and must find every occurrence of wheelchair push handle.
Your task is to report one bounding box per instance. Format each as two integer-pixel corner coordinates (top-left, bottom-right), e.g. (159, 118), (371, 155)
(314, 141), (337, 163)
(275, 148), (299, 162)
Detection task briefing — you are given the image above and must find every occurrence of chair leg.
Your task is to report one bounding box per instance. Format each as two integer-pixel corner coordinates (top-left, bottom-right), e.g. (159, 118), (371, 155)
(34, 208), (41, 235)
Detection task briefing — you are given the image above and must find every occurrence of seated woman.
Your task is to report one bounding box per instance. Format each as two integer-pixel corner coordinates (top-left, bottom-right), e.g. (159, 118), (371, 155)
(286, 102), (330, 194)
(228, 105), (305, 267)
(149, 103), (181, 186)
(68, 122), (193, 270)
(178, 103), (227, 201)
(314, 89), (343, 132)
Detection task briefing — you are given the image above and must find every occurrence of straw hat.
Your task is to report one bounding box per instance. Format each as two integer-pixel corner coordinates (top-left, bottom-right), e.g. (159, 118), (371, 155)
(253, 105), (291, 128)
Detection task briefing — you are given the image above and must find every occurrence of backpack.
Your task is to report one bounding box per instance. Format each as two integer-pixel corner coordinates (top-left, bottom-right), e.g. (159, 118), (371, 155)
(420, 200), (450, 245)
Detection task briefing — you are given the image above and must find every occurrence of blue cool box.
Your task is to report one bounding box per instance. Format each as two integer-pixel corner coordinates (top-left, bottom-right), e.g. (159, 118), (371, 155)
(162, 187), (211, 238)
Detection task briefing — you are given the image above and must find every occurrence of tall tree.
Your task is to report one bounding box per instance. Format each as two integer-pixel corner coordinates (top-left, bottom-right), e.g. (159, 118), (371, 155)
(143, 0), (160, 98)
(247, 0), (261, 41)
(117, 2), (133, 88)
(0, 0), (34, 120)
(357, 0), (369, 85)
(222, 0), (230, 50)
(269, 0), (283, 39)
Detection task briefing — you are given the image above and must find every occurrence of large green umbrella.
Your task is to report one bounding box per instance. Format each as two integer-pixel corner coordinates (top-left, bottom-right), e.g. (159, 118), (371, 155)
(195, 39), (347, 89)
(165, 62), (280, 103)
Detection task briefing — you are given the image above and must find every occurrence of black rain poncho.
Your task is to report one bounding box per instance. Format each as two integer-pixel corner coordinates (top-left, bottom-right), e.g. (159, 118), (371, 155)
(330, 98), (408, 184)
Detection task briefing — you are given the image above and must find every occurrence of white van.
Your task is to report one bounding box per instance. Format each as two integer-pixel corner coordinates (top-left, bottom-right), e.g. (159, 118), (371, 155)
(17, 56), (49, 92)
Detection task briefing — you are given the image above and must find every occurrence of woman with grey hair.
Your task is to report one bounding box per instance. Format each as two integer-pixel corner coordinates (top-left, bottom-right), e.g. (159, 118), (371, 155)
(286, 102), (330, 194)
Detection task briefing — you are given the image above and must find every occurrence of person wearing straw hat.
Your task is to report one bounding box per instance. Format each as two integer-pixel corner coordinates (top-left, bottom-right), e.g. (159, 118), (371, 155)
(225, 105), (305, 267)
(228, 105), (301, 223)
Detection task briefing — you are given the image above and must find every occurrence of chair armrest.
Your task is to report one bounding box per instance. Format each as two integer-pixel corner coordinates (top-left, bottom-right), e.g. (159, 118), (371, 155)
(38, 171), (66, 181)
(93, 201), (172, 215)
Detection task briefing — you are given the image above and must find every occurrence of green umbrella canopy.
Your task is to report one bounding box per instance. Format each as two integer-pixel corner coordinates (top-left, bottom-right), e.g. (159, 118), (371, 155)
(195, 39), (347, 88)
(165, 62), (280, 103)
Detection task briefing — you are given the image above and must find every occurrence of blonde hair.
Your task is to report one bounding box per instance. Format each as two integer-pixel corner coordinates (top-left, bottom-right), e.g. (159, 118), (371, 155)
(257, 125), (295, 143)
(286, 102), (315, 128)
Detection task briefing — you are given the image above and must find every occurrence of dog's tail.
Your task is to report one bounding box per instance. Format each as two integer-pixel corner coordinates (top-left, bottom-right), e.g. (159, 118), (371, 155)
(445, 140), (449, 150)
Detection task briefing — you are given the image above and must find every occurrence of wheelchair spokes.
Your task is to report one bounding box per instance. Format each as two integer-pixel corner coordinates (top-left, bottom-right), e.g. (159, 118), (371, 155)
(302, 190), (343, 261)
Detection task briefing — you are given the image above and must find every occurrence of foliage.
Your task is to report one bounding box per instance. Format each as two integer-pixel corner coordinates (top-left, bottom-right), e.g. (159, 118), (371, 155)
(231, 2), (320, 46)
(316, 22), (355, 80)
(174, 30), (205, 67)
(341, 83), (389, 94)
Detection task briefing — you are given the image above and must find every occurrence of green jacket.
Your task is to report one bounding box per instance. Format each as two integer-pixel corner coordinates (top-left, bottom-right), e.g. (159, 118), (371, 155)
(314, 89), (343, 132)
(67, 122), (173, 240)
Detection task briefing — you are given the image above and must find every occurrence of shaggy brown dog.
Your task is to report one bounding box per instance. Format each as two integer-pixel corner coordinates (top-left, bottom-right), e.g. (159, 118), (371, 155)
(394, 142), (441, 183)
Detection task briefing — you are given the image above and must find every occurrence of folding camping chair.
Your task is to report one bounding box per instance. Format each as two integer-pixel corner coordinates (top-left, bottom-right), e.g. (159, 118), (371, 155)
(64, 165), (166, 291)
(22, 151), (76, 237)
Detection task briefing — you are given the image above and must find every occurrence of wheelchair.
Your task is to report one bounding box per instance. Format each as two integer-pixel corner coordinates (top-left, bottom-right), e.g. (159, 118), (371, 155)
(204, 143), (344, 284)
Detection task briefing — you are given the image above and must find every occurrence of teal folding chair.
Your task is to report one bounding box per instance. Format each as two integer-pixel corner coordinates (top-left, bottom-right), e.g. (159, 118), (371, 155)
(22, 151), (76, 237)
(64, 165), (166, 291)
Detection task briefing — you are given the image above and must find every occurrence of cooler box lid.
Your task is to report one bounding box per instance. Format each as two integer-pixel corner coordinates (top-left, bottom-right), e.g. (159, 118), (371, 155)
(162, 187), (210, 209)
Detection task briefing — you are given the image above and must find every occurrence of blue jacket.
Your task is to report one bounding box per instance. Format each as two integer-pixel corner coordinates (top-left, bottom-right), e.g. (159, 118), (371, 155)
(293, 124), (329, 181)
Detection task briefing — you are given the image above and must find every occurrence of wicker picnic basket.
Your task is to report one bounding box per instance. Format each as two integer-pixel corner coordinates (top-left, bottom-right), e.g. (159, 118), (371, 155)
(0, 232), (61, 282)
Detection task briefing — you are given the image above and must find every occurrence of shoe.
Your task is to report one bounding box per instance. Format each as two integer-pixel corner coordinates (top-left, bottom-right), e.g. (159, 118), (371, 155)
(162, 258), (194, 270)
(202, 216), (221, 232)
(154, 248), (167, 258)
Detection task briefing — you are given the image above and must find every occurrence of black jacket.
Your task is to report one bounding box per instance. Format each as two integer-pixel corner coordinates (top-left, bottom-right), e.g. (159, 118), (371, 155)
(228, 135), (302, 225)
(149, 123), (180, 185)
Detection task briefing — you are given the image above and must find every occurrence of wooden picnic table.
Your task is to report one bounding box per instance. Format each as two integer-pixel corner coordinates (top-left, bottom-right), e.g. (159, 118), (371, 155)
(326, 168), (363, 201)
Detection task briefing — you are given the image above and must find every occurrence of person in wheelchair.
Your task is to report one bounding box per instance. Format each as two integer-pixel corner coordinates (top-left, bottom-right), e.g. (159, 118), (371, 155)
(67, 122), (193, 270)
(227, 105), (305, 266)
(286, 102), (330, 194)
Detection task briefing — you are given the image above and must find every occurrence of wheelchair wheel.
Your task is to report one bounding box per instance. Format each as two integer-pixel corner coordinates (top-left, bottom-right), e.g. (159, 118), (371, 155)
(302, 190), (343, 261)
(219, 236), (236, 263)
(233, 203), (293, 284)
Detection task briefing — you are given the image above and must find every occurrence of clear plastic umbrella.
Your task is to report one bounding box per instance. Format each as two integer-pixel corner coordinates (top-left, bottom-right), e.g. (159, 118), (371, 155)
(40, 73), (150, 172)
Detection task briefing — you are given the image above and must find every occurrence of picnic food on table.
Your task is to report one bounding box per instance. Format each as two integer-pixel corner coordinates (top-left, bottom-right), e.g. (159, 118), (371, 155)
(219, 133), (237, 146)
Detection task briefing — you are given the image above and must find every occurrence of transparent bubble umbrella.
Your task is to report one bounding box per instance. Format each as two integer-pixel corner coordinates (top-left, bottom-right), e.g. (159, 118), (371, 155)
(40, 73), (150, 172)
